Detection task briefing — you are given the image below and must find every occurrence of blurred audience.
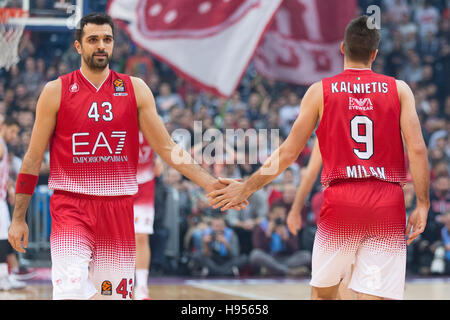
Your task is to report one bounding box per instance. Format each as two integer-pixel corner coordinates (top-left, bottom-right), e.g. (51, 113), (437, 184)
(249, 203), (311, 276)
(188, 214), (248, 277)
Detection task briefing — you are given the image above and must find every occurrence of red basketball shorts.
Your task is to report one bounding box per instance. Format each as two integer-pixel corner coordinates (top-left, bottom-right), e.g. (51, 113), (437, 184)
(310, 178), (406, 300)
(50, 190), (135, 300)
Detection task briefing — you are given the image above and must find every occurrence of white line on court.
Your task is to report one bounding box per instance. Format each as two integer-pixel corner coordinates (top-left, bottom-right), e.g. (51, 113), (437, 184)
(186, 280), (277, 300)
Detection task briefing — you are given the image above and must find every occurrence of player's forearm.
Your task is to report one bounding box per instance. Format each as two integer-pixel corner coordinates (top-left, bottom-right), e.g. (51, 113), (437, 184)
(20, 150), (44, 175)
(407, 146), (430, 208)
(11, 194), (32, 222)
(159, 143), (217, 192)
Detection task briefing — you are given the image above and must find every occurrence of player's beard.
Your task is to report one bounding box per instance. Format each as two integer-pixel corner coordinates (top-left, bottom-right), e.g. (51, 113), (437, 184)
(83, 51), (111, 71)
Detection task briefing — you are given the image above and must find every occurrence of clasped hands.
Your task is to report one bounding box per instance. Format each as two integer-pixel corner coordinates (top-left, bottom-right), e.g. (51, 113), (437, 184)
(207, 177), (251, 211)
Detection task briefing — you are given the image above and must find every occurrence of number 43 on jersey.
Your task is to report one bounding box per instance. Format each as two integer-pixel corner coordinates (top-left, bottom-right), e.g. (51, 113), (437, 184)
(88, 101), (114, 122)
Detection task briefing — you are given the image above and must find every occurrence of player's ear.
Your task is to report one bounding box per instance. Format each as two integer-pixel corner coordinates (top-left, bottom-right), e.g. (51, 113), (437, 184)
(370, 49), (378, 63)
(340, 41), (345, 55)
(74, 40), (82, 54)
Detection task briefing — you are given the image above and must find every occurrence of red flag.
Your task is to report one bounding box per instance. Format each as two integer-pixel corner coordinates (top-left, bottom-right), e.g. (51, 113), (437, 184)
(108, 0), (282, 97)
(254, 0), (357, 85)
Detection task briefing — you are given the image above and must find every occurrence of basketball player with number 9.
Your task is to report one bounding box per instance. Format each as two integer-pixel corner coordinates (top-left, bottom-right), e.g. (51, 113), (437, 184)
(208, 15), (430, 300)
(7, 13), (245, 300)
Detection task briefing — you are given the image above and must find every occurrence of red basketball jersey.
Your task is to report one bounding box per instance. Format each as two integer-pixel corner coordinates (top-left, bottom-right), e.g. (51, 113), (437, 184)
(137, 131), (155, 185)
(316, 68), (407, 187)
(48, 69), (140, 196)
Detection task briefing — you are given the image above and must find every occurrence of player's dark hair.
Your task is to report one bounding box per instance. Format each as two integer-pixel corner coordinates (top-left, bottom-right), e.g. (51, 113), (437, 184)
(343, 15), (380, 64)
(75, 12), (115, 43)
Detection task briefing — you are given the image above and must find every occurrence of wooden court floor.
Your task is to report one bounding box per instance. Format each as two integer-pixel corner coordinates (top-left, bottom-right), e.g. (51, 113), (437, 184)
(0, 276), (448, 300)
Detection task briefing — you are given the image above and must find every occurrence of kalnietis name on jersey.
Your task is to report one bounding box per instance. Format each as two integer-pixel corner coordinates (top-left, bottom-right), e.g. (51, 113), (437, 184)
(346, 165), (386, 179)
(331, 81), (389, 94)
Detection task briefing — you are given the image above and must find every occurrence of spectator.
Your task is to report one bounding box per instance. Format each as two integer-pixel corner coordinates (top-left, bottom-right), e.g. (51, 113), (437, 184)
(156, 82), (185, 121)
(125, 47), (155, 83)
(271, 183), (298, 212)
(412, 175), (449, 275)
(415, 0), (441, 40)
(279, 91), (300, 137)
(400, 51), (424, 83)
(272, 165), (300, 188)
(404, 180), (418, 273)
(61, 43), (81, 71)
(162, 167), (193, 273)
(249, 203), (311, 276)
(384, 0), (409, 23)
(189, 214), (248, 277)
(439, 211), (450, 274)
(418, 31), (440, 62)
(150, 176), (169, 275)
(225, 188), (269, 255)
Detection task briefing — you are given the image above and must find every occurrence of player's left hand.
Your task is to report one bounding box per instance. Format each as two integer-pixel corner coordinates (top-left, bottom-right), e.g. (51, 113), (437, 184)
(207, 177), (251, 212)
(208, 178), (248, 211)
(287, 209), (302, 235)
(405, 205), (428, 246)
(8, 219), (29, 253)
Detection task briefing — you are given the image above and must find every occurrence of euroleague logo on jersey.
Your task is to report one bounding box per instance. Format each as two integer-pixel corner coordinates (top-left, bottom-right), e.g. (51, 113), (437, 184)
(113, 78), (128, 96)
(69, 83), (79, 93)
(101, 280), (112, 295)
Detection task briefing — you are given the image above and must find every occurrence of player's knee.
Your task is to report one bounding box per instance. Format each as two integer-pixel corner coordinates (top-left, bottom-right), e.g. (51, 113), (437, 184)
(356, 292), (384, 300)
(135, 233), (149, 246)
(311, 286), (339, 300)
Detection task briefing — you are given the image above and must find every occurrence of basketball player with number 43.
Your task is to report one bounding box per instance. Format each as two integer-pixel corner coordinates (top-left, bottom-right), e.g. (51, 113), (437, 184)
(208, 15), (430, 300)
(7, 13), (246, 300)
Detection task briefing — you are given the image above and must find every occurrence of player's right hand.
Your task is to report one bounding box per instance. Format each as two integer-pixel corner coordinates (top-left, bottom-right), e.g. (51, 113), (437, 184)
(287, 209), (302, 235)
(209, 178), (248, 211)
(405, 205), (428, 246)
(8, 219), (29, 253)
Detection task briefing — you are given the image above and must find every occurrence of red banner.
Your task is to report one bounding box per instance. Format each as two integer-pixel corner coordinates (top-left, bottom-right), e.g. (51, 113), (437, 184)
(254, 0), (357, 85)
(108, 0), (283, 97)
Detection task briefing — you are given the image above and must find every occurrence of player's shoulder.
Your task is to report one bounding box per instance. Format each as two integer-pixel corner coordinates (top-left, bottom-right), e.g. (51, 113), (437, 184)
(395, 79), (410, 90)
(129, 75), (147, 88)
(42, 78), (62, 95)
(394, 79), (413, 97)
(304, 80), (323, 98)
(309, 80), (323, 92)
(128, 76), (155, 108)
(129, 76), (153, 96)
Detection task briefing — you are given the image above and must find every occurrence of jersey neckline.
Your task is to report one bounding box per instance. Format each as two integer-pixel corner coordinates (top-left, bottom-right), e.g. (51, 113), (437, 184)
(343, 68), (373, 73)
(78, 68), (111, 92)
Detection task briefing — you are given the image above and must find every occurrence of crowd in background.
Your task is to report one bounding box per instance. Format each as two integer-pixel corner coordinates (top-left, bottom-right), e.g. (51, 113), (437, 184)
(0, 0), (449, 277)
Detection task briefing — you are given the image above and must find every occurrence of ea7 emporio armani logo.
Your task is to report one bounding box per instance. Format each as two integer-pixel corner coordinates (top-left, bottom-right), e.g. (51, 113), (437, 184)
(349, 97), (373, 111)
